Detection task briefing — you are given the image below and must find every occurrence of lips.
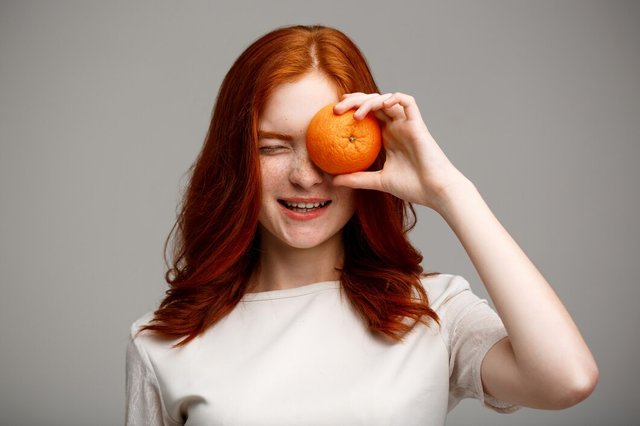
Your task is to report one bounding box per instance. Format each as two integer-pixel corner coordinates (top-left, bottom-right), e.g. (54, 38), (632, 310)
(278, 198), (331, 214)
(278, 199), (331, 210)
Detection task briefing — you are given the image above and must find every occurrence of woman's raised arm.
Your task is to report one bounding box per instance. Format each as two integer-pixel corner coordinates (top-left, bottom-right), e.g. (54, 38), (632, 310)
(332, 92), (599, 409)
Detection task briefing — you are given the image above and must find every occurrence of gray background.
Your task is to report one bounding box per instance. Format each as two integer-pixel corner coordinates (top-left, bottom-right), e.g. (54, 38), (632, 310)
(0, 0), (638, 425)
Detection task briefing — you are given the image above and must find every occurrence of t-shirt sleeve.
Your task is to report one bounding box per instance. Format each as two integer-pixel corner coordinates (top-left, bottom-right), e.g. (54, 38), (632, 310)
(432, 275), (521, 413)
(125, 329), (177, 425)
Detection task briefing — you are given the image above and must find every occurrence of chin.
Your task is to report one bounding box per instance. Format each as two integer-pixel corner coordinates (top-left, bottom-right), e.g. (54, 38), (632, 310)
(280, 233), (336, 250)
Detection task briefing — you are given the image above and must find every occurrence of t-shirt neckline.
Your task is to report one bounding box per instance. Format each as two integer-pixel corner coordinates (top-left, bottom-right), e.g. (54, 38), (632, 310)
(241, 280), (340, 301)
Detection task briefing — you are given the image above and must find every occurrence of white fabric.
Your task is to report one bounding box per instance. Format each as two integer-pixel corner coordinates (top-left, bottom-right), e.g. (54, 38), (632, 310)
(126, 273), (520, 425)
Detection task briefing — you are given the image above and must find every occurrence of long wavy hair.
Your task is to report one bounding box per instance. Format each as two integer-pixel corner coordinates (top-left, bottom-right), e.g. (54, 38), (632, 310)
(141, 24), (439, 347)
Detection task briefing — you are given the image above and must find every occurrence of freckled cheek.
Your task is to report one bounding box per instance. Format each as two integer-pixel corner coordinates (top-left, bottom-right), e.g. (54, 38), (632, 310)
(260, 158), (292, 192)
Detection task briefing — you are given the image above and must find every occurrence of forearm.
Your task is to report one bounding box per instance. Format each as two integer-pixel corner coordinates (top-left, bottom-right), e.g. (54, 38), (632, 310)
(433, 178), (597, 395)
(332, 88), (597, 405)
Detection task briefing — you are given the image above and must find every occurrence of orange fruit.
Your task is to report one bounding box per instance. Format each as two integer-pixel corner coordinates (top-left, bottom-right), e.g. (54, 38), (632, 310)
(306, 103), (382, 175)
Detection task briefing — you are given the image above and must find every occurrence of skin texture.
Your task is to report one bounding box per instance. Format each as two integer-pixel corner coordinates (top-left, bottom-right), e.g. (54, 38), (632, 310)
(332, 92), (599, 409)
(252, 70), (598, 409)
(252, 71), (356, 292)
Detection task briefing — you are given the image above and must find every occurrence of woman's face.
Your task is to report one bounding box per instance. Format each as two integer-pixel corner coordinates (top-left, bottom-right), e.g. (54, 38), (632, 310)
(256, 71), (356, 250)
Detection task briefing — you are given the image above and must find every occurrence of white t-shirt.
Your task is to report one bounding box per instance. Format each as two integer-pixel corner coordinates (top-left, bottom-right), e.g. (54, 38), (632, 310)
(126, 273), (520, 425)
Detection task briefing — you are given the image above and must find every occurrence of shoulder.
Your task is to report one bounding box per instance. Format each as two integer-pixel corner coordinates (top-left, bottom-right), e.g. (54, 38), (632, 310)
(126, 310), (185, 377)
(127, 311), (155, 359)
(420, 273), (474, 310)
(127, 311), (176, 360)
(129, 310), (156, 338)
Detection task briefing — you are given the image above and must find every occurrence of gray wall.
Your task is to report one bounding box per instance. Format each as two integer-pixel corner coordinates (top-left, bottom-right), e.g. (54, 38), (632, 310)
(1, 1), (637, 425)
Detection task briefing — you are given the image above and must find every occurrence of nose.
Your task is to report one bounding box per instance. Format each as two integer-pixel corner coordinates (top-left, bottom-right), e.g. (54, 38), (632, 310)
(289, 148), (325, 189)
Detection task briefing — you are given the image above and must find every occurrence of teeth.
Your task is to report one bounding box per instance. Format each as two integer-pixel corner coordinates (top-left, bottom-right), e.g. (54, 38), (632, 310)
(283, 200), (329, 208)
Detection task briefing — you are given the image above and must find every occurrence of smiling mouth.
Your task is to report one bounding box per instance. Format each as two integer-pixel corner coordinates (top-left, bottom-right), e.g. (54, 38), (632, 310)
(278, 199), (332, 213)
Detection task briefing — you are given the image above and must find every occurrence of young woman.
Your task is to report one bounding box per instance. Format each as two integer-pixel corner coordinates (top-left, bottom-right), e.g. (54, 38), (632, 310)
(126, 25), (598, 425)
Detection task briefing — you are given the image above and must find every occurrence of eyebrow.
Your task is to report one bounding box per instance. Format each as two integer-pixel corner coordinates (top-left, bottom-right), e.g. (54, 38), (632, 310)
(257, 130), (295, 142)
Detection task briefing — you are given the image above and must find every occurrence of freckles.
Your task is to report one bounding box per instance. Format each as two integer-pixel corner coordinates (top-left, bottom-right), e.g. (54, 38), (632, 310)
(269, 163), (289, 179)
(260, 158), (291, 191)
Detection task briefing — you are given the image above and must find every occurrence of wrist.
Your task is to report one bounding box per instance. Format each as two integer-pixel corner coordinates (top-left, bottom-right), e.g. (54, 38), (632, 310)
(431, 176), (480, 218)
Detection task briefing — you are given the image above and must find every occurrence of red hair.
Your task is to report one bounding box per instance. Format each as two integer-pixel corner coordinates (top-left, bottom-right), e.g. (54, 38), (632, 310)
(141, 24), (439, 347)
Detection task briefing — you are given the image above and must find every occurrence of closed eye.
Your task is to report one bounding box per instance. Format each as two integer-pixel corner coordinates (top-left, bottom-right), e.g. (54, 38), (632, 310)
(259, 145), (289, 154)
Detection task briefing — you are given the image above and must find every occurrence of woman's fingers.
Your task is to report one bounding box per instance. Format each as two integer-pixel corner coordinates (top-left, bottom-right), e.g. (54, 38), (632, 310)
(350, 93), (391, 119)
(334, 93), (378, 115)
(356, 94), (406, 121)
(332, 170), (383, 191)
(334, 94), (393, 124)
(335, 92), (414, 122)
(381, 93), (421, 122)
(373, 109), (393, 124)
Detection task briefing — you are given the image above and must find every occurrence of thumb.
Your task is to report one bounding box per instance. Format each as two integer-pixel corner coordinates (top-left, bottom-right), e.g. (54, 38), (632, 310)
(332, 170), (383, 191)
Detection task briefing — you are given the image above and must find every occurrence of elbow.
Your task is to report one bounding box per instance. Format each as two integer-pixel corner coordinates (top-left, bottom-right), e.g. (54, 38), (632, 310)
(546, 361), (599, 409)
(565, 362), (599, 408)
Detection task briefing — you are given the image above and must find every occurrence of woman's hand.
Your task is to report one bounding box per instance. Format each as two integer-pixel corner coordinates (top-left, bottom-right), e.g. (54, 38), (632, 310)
(333, 94), (599, 409)
(331, 92), (471, 210)
(333, 96), (600, 409)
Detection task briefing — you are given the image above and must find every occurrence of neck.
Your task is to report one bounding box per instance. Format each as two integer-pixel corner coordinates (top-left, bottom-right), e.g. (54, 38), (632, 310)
(250, 231), (344, 292)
